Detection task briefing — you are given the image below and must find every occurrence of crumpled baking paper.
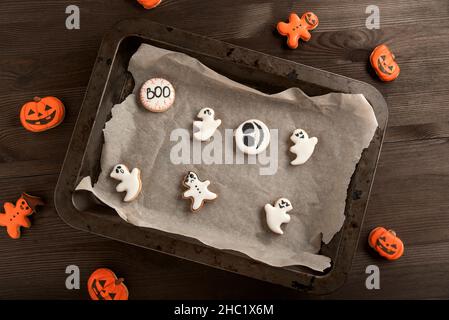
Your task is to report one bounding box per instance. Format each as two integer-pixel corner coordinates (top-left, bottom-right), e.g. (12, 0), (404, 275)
(76, 44), (378, 271)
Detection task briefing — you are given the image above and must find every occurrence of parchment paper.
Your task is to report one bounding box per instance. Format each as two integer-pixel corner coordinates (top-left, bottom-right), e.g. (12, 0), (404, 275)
(76, 44), (378, 271)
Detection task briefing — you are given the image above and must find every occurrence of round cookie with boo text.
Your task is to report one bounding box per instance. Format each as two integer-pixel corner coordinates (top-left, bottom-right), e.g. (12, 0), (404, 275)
(139, 78), (175, 112)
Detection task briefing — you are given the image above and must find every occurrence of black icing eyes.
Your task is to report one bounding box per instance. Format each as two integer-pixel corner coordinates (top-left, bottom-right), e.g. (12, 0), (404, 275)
(189, 173), (195, 179)
(22, 201), (25, 205)
(28, 109), (35, 115)
(45, 105), (52, 111)
(204, 109), (211, 115)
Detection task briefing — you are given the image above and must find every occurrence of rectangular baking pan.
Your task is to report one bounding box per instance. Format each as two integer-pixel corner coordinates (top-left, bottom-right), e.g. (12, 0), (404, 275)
(54, 19), (388, 294)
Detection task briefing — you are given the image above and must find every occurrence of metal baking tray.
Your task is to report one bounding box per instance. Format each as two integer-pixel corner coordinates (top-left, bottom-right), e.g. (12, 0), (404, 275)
(54, 19), (388, 294)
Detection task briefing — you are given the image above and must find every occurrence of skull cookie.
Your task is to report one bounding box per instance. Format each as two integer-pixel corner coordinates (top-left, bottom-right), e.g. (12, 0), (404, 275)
(235, 119), (271, 155)
(139, 78), (175, 112)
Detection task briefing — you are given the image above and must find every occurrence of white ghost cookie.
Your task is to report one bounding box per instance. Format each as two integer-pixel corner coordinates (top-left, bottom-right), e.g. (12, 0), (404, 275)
(235, 119), (271, 155)
(182, 171), (217, 212)
(289, 129), (318, 165)
(264, 198), (293, 235)
(110, 164), (142, 202)
(193, 107), (222, 141)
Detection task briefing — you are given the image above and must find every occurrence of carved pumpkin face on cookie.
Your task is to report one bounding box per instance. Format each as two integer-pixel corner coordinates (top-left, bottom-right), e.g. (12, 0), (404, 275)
(87, 268), (129, 300)
(302, 12), (319, 30)
(370, 44), (400, 81)
(368, 227), (404, 260)
(20, 96), (65, 132)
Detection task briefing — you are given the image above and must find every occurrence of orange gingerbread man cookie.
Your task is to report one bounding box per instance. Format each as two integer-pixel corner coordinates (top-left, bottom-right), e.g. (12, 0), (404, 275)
(277, 12), (319, 49)
(0, 193), (44, 239)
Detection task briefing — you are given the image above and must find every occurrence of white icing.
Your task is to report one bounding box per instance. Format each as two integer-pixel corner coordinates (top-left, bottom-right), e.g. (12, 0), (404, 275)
(182, 171), (217, 211)
(264, 198), (293, 235)
(193, 107), (222, 141)
(235, 119), (270, 155)
(110, 164), (142, 202)
(289, 129), (318, 165)
(139, 78), (175, 112)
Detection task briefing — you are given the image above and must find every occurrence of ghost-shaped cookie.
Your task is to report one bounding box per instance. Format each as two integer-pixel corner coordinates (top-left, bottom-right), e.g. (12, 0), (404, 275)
(264, 198), (293, 235)
(289, 129), (318, 165)
(193, 107), (221, 141)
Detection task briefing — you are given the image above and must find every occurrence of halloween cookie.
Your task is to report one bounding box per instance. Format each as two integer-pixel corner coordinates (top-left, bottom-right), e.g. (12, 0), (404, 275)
(368, 227), (404, 260)
(137, 0), (161, 9)
(290, 129), (318, 165)
(110, 164), (142, 202)
(235, 119), (271, 155)
(0, 193), (44, 239)
(193, 107), (222, 141)
(87, 268), (129, 300)
(264, 198), (293, 235)
(182, 171), (217, 212)
(277, 12), (319, 49)
(139, 78), (175, 112)
(20, 96), (65, 132)
(370, 44), (400, 82)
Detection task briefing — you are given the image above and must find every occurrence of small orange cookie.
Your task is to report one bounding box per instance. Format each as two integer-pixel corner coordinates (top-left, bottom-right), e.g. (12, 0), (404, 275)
(370, 44), (400, 82)
(368, 227), (404, 260)
(0, 193), (44, 239)
(277, 12), (319, 49)
(20, 96), (65, 132)
(88, 268), (129, 300)
(137, 0), (162, 10)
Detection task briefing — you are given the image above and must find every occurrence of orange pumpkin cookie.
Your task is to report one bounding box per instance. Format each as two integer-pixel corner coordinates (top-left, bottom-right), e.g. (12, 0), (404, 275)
(20, 96), (65, 132)
(137, 0), (161, 9)
(88, 268), (129, 300)
(370, 44), (400, 82)
(368, 227), (404, 260)
(0, 193), (44, 239)
(277, 12), (319, 49)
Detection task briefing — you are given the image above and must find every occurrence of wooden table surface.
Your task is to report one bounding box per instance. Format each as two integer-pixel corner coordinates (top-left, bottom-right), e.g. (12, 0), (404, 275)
(1, 0), (448, 299)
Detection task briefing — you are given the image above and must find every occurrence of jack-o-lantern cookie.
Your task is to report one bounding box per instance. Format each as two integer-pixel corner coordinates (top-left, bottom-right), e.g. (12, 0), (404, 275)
(20, 96), (65, 132)
(139, 78), (175, 112)
(235, 119), (271, 155)
(370, 44), (400, 82)
(368, 227), (404, 260)
(277, 12), (319, 49)
(182, 171), (217, 212)
(0, 193), (44, 239)
(137, 0), (161, 9)
(87, 268), (129, 300)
